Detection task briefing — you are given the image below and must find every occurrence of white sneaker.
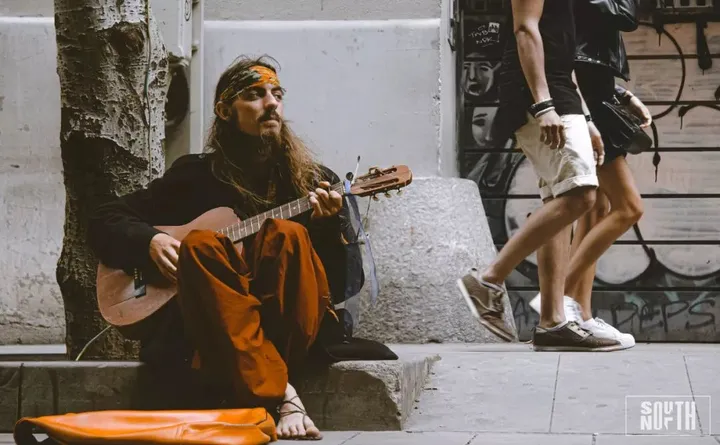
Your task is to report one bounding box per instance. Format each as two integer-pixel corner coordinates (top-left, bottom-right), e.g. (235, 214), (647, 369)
(528, 293), (582, 322)
(580, 318), (635, 350)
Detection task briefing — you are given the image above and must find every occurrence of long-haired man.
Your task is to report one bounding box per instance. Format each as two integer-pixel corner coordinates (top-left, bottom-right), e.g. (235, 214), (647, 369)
(88, 55), (362, 440)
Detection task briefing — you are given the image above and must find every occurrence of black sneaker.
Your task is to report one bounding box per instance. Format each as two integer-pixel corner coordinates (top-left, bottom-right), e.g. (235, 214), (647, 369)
(533, 320), (624, 352)
(456, 268), (516, 342)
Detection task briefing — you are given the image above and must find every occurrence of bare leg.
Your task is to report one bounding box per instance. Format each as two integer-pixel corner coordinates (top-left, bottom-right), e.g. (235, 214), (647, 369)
(563, 157), (644, 317)
(482, 186), (597, 285)
(529, 189), (625, 352)
(566, 192), (610, 320)
(457, 186), (597, 342)
(537, 208), (573, 329)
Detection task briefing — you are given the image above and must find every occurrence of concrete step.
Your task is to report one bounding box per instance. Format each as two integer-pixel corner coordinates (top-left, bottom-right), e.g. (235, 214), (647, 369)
(0, 348), (438, 434)
(0, 345), (66, 361)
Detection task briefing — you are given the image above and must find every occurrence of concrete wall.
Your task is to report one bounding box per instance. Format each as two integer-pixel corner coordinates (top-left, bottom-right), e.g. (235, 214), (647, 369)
(0, 0), (442, 20)
(0, 0), (455, 344)
(202, 19), (442, 178)
(0, 18), (65, 344)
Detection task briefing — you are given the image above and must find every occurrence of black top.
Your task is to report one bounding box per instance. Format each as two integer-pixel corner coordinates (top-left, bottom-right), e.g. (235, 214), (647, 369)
(87, 153), (362, 307)
(574, 0), (637, 81)
(496, 0), (583, 135)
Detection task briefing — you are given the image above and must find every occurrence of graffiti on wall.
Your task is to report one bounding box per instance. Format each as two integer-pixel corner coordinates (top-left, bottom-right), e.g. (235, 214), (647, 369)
(458, 2), (720, 341)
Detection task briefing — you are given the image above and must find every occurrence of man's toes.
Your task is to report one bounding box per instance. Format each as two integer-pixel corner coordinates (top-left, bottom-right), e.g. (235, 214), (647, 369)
(307, 426), (322, 438)
(279, 424), (292, 438)
(289, 424), (300, 437)
(304, 419), (321, 438)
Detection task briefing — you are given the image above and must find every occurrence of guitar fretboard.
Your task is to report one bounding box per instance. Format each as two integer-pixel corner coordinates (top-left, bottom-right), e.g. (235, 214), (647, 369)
(218, 182), (346, 243)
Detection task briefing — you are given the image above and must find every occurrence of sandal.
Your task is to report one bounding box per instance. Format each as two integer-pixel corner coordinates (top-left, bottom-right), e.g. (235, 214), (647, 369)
(277, 396), (323, 441)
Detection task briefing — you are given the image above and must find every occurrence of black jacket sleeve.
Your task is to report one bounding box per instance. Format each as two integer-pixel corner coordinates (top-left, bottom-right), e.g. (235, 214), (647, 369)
(305, 166), (364, 304)
(87, 156), (199, 273)
(589, 0), (639, 32)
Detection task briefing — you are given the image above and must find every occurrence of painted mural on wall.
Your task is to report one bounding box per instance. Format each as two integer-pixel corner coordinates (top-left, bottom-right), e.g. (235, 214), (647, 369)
(458, 1), (720, 341)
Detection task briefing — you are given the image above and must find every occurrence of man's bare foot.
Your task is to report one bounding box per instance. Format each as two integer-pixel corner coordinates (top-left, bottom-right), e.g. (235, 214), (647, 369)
(276, 384), (322, 440)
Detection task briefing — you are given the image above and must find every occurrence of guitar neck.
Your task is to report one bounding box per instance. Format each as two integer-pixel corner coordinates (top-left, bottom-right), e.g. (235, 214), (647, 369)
(218, 182), (346, 243)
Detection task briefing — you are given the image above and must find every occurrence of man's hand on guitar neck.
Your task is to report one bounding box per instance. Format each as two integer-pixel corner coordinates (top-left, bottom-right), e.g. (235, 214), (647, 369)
(309, 181), (343, 221)
(149, 233), (181, 283)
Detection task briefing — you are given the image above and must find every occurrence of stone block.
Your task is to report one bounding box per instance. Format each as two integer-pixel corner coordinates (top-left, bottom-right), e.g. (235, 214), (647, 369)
(297, 355), (439, 431)
(18, 362), (150, 420)
(353, 177), (517, 344)
(0, 353), (437, 432)
(0, 365), (20, 432)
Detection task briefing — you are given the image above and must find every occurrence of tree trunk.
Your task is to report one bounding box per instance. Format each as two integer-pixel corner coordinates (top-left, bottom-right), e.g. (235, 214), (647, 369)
(54, 0), (169, 360)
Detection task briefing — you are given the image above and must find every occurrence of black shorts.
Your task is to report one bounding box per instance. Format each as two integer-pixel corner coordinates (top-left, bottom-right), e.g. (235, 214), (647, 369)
(575, 63), (628, 164)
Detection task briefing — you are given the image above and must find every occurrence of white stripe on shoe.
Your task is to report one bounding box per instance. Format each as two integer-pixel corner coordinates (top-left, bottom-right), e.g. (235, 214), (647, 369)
(528, 293), (582, 322)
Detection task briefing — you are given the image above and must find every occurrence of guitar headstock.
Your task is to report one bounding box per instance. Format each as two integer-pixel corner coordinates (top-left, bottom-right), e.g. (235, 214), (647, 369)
(347, 165), (412, 199)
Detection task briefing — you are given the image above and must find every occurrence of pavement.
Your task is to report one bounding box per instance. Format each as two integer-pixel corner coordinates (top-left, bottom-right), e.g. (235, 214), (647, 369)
(3, 342), (720, 444)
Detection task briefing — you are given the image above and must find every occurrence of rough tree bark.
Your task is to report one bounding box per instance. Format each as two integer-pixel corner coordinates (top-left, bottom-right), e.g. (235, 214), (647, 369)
(54, 0), (169, 359)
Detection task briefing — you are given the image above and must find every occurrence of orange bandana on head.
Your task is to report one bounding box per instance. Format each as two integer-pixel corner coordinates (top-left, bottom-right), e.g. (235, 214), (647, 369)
(219, 65), (282, 102)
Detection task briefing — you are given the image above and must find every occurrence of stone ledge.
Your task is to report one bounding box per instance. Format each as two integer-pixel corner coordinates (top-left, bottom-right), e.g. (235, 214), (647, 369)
(353, 177), (517, 344)
(0, 345), (66, 362)
(0, 354), (438, 433)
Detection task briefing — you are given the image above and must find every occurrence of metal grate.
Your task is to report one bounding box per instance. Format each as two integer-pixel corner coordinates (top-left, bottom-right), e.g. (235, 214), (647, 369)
(655, 0), (716, 12)
(465, 0), (507, 14)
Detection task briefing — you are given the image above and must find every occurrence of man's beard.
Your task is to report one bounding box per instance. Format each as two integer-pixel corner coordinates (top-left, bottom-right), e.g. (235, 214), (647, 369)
(256, 110), (283, 160)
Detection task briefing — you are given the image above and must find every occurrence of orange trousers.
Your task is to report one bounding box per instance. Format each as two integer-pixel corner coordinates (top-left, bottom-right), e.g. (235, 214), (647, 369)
(176, 218), (331, 409)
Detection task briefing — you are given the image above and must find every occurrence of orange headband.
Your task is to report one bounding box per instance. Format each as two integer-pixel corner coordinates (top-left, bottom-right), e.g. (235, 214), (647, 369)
(219, 65), (281, 102)
(248, 65), (280, 88)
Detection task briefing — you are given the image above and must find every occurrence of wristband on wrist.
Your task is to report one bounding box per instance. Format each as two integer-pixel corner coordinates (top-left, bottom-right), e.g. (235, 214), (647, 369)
(528, 99), (555, 118)
(534, 107), (556, 118)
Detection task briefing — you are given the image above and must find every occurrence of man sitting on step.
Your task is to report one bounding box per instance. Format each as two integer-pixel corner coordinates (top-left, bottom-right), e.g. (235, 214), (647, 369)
(88, 54), (380, 440)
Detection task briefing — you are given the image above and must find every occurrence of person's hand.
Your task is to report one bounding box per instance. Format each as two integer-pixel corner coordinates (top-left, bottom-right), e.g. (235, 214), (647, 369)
(627, 95), (652, 128)
(149, 233), (181, 283)
(588, 121), (605, 167)
(309, 181), (343, 220)
(537, 110), (566, 150)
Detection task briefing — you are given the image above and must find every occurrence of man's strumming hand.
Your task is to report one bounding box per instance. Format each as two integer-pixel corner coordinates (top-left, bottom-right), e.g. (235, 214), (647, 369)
(310, 181), (343, 220)
(149, 233), (181, 283)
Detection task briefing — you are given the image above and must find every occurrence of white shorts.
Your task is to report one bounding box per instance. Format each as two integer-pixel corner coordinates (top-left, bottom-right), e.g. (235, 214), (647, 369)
(514, 113), (599, 201)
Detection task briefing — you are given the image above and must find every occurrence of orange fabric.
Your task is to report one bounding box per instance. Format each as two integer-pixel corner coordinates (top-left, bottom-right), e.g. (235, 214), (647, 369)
(13, 407), (276, 445)
(247, 66), (280, 88)
(218, 65), (281, 102)
(176, 218), (331, 408)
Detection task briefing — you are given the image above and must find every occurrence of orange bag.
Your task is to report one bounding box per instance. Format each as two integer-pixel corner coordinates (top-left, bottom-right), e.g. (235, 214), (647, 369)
(13, 407), (277, 445)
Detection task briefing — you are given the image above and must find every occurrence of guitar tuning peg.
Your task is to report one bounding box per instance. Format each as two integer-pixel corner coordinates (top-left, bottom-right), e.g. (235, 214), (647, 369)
(396, 189), (403, 196)
(372, 194), (379, 201)
(384, 192), (392, 198)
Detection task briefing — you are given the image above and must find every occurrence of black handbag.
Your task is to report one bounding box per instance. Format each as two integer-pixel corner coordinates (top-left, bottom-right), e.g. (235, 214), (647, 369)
(598, 98), (653, 155)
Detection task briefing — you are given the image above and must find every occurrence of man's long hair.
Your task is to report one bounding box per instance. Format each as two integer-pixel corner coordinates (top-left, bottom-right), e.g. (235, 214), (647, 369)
(204, 55), (322, 210)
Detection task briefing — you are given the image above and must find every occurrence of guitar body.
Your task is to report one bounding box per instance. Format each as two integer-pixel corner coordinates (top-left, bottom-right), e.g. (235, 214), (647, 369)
(96, 207), (242, 340)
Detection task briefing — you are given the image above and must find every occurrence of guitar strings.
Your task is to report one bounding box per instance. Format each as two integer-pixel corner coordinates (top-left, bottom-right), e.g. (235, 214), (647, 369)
(222, 182), (347, 238)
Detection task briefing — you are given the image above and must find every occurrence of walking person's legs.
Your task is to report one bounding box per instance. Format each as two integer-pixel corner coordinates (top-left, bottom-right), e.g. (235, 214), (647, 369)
(529, 155), (644, 349)
(458, 113), (623, 351)
(565, 156), (644, 308)
(565, 192), (610, 316)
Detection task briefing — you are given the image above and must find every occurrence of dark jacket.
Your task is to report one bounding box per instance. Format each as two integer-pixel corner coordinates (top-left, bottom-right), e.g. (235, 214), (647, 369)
(87, 153), (363, 308)
(574, 0), (639, 81)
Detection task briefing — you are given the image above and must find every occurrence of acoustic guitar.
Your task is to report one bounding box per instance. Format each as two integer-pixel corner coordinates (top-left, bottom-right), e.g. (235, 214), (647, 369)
(96, 165), (413, 339)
